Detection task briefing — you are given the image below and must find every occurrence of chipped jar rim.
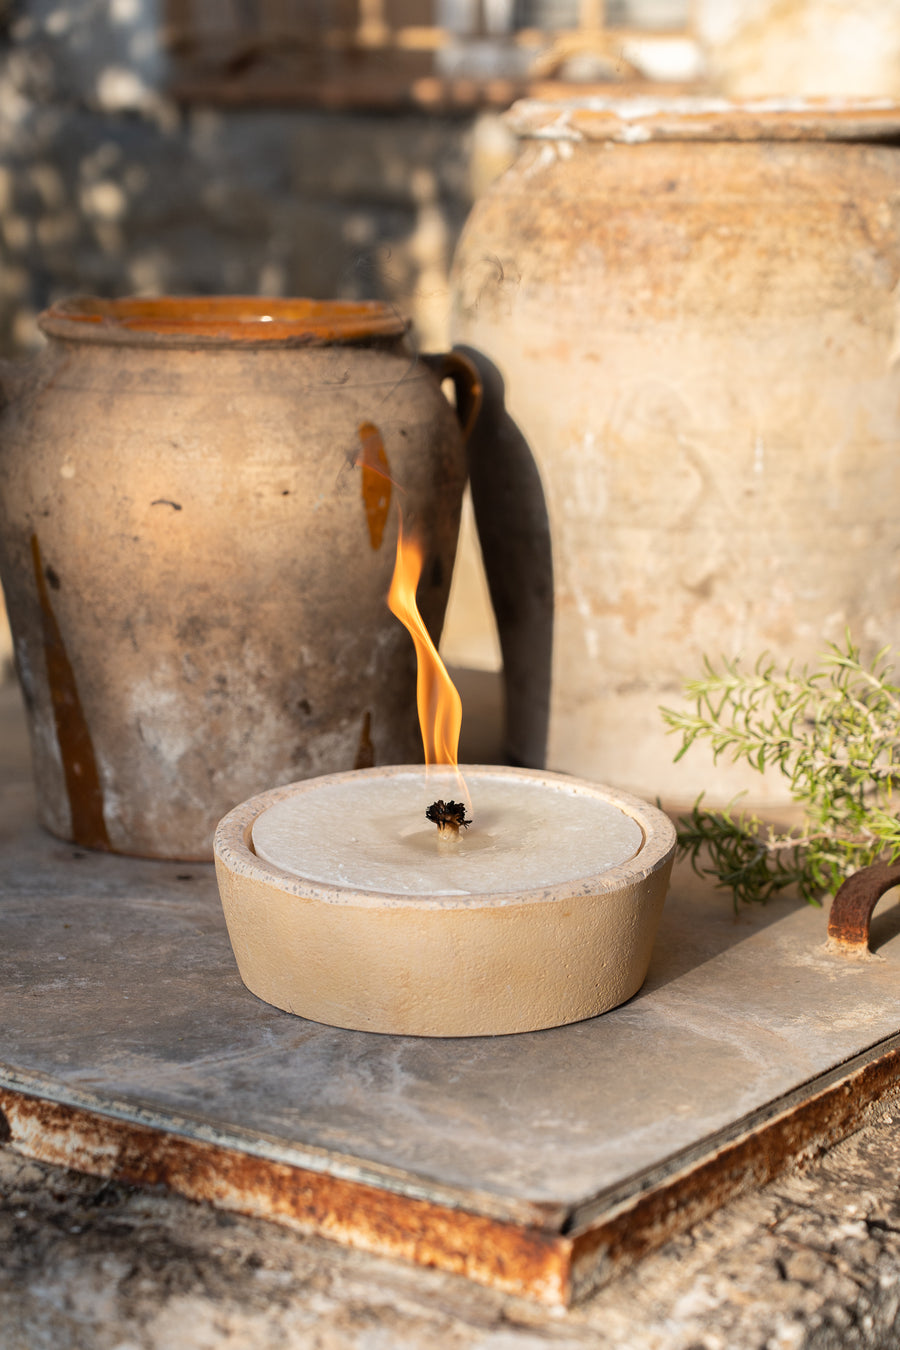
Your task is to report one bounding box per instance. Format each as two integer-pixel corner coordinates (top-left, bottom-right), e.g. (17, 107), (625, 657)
(38, 295), (410, 348)
(505, 95), (900, 145)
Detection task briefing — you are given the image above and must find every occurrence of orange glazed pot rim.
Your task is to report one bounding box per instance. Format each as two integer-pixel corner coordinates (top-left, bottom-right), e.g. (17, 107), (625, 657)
(38, 296), (410, 348)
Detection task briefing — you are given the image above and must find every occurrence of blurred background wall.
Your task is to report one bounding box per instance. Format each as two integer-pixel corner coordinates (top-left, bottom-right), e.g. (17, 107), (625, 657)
(1, 0), (899, 688)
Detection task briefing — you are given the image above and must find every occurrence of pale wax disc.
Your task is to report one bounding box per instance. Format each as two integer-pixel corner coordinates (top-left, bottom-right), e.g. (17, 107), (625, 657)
(251, 769), (644, 898)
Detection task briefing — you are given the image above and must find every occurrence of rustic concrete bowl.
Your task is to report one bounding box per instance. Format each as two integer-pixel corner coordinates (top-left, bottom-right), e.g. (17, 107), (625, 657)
(213, 765), (676, 1038)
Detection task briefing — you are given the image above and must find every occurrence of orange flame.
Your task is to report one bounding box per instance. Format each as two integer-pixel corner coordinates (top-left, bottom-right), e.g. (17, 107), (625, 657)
(388, 520), (462, 767)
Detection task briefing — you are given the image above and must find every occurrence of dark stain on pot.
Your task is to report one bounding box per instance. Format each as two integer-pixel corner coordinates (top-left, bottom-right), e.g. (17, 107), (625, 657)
(45, 564), (61, 590)
(177, 613), (214, 645)
(151, 498), (183, 511)
(30, 534), (111, 852)
(357, 421), (391, 550)
(354, 710), (375, 769)
(298, 698), (312, 716)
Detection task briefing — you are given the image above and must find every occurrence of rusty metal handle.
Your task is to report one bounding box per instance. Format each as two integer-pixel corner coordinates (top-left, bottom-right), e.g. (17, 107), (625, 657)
(828, 861), (900, 953)
(420, 350), (483, 441)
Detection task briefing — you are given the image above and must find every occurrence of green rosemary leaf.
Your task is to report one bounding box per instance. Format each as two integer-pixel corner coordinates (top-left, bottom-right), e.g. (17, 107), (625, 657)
(661, 635), (900, 908)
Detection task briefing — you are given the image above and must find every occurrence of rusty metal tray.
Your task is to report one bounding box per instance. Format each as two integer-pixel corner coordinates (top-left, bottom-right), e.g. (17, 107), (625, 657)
(2, 691), (900, 1306)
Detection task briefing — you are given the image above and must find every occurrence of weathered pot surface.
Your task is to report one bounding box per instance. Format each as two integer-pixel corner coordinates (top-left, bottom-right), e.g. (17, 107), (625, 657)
(503, 93), (900, 143)
(213, 764), (676, 1038)
(452, 96), (900, 810)
(0, 296), (478, 859)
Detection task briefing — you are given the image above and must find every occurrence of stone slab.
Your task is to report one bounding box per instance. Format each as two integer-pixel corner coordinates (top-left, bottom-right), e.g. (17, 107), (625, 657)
(2, 679), (900, 1289)
(2, 1114), (900, 1350)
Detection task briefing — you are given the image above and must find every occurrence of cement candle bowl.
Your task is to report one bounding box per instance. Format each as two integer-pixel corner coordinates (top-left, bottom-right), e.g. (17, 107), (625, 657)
(213, 765), (676, 1037)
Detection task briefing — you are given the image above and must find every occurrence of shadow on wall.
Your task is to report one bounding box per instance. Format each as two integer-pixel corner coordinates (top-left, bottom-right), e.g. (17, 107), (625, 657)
(457, 346), (553, 770)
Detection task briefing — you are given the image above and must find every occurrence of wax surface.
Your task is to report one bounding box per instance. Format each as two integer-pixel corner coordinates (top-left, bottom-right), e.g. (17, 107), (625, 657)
(251, 770), (644, 897)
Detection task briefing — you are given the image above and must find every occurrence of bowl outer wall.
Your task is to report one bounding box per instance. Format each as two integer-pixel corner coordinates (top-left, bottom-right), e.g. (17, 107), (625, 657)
(212, 765), (676, 1037)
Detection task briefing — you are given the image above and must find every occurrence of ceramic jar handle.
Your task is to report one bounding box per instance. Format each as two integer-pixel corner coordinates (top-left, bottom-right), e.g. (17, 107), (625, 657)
(420, 350), (483, 440)
(828, 861), (900, 954)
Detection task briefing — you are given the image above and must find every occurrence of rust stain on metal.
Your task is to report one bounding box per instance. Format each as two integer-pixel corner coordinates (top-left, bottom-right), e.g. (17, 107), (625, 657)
(353, 709), (376, 770)
(0, 1087), (571, 1305)
(3, 1040), (899, 1307)
(569, 1041), (900, 1302)
(357, 421), (391, 550)
(827, 861), (900, 954)
(30, 533), (110, 851)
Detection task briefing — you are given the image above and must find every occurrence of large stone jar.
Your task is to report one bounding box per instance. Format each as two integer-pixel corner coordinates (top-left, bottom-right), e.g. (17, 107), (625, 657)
(452, 98), (900, 808)
(0, 296), (476, 858)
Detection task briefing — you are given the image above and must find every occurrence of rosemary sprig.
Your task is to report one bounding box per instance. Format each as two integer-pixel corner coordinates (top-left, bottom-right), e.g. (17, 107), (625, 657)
(661, 636), (900, 909)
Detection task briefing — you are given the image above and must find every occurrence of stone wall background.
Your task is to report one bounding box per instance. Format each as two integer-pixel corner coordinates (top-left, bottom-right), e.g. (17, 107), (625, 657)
(0, 0), (511, 360)
(2, 0), (900, 682)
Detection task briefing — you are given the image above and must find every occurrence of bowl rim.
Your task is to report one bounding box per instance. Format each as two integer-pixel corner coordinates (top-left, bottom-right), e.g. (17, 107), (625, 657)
(213, 763), (677, 912)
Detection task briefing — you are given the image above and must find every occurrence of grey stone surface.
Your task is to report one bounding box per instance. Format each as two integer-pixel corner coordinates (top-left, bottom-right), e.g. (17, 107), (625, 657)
(4, 681), (900, 1345)
(3, 668), (900, 1226)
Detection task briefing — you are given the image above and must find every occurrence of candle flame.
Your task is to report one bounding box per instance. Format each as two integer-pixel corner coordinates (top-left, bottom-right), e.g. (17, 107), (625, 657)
(388, 520), (462, 769)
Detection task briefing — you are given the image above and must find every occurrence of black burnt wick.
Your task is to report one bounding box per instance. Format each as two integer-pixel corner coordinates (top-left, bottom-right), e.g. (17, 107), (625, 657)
(426, 800), (471, 835)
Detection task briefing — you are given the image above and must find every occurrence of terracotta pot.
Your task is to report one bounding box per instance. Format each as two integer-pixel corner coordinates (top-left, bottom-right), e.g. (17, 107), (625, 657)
(0, 296), (478, 859)
(214, 765), (675, 1037)
(451, 97), (900, 808)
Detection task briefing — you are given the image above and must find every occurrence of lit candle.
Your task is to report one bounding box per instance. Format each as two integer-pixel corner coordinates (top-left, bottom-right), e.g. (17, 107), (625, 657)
(215, 765), (673, 1037)
(214, 516), (675, 1036)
